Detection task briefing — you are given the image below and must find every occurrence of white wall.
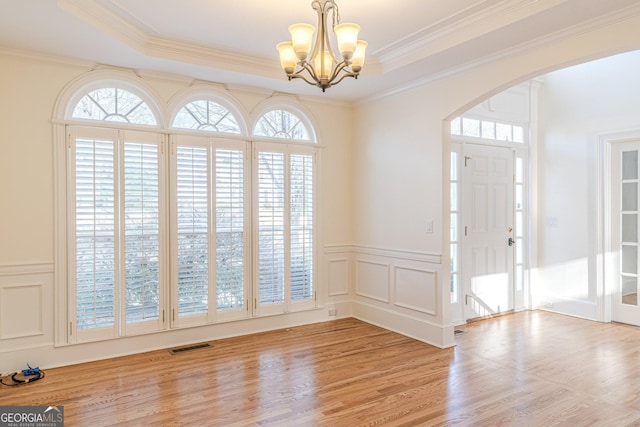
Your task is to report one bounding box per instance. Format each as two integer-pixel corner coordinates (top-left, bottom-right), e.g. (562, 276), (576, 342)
(536, 50), (640, 319)
(353, 14), (640, 343)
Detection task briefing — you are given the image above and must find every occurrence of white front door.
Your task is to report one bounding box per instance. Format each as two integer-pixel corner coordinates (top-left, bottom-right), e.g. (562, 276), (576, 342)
(463, 144), (515, 321)
(611, 141), (640, 326)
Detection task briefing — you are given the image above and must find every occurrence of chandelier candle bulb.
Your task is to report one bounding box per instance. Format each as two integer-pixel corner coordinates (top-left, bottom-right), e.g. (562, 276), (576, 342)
(350, 40), (368, 73)
(334, 23), (360, 61)
(276, 0), (366, 91)
(289, 23), (315, 60)
(276, 42), (297, 74)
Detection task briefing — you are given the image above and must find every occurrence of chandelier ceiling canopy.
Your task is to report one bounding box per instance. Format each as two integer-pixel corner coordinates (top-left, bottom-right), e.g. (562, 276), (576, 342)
(276, 0), (367, 92)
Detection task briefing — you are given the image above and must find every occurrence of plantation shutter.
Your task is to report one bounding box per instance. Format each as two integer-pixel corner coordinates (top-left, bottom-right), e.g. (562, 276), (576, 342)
(74, 136), (117, 336)
(257, 151), (286, 310)
(215, 148), (245, 311)
(173, 137), (212, 324)
(123, 141), (161, 326)
(71, 127), (165, 342)
(290, 154), (314, 303)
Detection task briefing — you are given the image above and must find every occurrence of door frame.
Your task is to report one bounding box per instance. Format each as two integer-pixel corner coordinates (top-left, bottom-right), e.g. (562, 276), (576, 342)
(600, 130), (640, 324)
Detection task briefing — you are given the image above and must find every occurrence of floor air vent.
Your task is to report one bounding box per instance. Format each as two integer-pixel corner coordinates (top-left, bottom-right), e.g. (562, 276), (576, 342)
(169, 343), (212, 355)
(454, 329), (466, 335)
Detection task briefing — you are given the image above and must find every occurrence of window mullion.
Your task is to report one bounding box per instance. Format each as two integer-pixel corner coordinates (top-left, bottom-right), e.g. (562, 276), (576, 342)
(209, 137), (217, 323)
(284, 151), (292, 312)
(115, 129), (124, 338)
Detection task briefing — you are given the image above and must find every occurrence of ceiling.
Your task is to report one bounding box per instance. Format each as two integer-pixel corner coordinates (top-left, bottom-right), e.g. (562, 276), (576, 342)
(1, 0), (639, 102)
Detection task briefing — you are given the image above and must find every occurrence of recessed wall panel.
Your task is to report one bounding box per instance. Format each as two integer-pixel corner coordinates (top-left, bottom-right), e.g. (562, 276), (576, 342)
(328, 259), (349, 296)
(394, 266), (437, 315)
(1, 284), (43, 339)
(355, 260), (390, 303)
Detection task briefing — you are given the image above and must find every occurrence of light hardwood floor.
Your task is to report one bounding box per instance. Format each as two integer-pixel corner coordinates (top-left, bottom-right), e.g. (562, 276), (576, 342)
(2, 311), (640, 426)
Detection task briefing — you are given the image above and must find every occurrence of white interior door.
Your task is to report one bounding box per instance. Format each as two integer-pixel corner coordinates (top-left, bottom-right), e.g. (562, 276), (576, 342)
(463, 144), (515, 321)
(611, 141), (640, 326)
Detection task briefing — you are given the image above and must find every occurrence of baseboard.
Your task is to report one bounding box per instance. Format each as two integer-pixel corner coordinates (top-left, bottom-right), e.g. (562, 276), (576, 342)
(352, 301), (453, 349)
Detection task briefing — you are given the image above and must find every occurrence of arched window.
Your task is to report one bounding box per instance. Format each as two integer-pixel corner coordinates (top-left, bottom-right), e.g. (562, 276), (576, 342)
(251, 106), (317, 316)
(63, 81), (164, 342)
(55, 70), (321, 346)
(253, 109), (310, 141)
(72, 87), (158, 125)
(172, 100), (241, 134)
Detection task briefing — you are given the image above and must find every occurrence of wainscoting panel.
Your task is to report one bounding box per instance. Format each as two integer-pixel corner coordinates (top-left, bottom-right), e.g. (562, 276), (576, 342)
(0, 283), (43, 339)
(351, 246), (449, 348)
(355, 260), (390, 303)
(0, 263), (54, 352)
(328, 259), (349, 296)
(394, 266), (437, 315)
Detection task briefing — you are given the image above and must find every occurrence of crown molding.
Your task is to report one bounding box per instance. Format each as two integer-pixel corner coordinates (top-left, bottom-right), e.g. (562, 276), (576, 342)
(58, 0), (148, 49)
(0, 45), (96, 70)
(58, 0), (283, 78)
(143, 36), (281, 77)
(357, 1), (640, 105)
(375, 0), (568, 73)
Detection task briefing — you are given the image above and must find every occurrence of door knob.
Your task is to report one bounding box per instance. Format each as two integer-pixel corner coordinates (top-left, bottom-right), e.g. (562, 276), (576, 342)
(508, 237), (515, 247)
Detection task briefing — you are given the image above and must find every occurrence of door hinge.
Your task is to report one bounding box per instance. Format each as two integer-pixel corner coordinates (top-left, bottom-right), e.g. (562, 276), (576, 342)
(162, 310), (165, 323)
(254, 299), (257, 310)
(314, 291), (317, 302)
(172, 309), (176, 322)
(465, 226), (468, 236)
(465, 294), (470, 305)
(69, 321), (73, 336)
(465, 156), (471, 167)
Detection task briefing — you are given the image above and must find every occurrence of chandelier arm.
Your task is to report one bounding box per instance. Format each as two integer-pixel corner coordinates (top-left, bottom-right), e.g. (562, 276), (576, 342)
(328, 71), (356, 87)
(299, 61), (321, 84)
(328, 61), (348, 83)
(288, 73), (321, 87)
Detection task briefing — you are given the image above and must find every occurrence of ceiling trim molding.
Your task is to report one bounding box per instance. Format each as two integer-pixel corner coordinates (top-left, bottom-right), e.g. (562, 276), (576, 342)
(374, 0), (569, 72)
(58, 0), (282, 78)
(0, 45), (96, 70)
(59, 0), (569, 81)
(142, 36), (281, 77)
(358, 1), (640, 105)
(58, 0), (148, 49)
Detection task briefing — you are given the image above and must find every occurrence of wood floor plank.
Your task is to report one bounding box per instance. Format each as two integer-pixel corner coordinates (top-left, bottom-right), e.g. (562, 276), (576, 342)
(2, 312), (640, 426)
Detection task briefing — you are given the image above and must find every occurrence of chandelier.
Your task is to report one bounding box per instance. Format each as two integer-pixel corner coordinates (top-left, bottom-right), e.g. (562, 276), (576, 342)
(276, 0), (367, 92)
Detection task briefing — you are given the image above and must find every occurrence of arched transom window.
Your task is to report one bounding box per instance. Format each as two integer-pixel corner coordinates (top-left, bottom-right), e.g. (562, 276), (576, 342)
(72, 87), (157, 125)
(172, 100), (241, 134)
(253, 109), (310, 141)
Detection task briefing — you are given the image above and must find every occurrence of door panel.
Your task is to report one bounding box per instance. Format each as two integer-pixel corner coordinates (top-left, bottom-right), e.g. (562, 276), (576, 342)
(611, 141), (640, 325)
(463, 144), (515, 320)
